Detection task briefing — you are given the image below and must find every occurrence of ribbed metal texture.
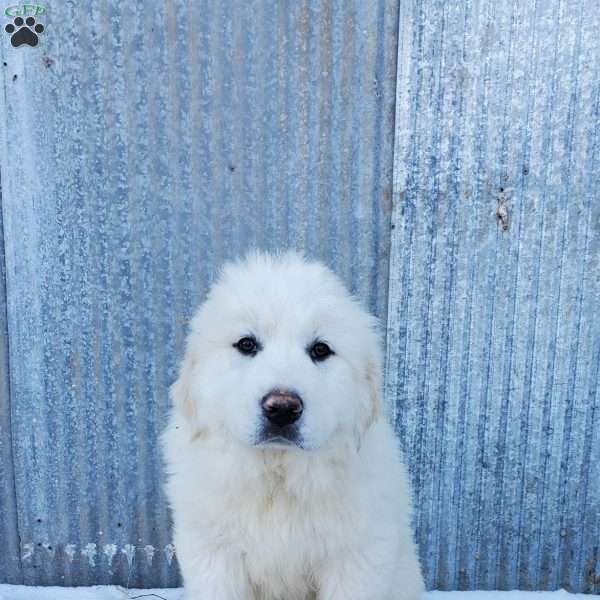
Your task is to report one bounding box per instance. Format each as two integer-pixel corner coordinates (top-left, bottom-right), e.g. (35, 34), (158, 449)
(386, 0), (600, 594)
(0, 181), (21, 584)
(0, 0), (398, 587)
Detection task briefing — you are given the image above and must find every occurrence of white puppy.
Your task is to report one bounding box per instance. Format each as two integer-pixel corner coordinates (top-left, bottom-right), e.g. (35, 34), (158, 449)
(162, 252), (423, 600)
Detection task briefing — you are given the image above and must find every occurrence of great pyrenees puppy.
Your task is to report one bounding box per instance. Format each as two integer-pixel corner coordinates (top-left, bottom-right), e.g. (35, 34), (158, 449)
(162, 252), (423, 600)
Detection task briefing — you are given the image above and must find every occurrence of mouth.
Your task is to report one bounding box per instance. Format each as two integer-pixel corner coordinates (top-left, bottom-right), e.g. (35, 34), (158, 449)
(257, 438), (302, 450)
(255, 425), (304, 449)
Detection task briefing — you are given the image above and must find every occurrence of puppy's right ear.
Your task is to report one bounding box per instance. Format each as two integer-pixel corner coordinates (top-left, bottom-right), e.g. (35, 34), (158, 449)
(170, 346), (198, 421)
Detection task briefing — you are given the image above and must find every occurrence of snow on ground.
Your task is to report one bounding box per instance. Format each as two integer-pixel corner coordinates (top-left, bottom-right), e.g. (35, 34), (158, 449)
(0, 586), (591, 600)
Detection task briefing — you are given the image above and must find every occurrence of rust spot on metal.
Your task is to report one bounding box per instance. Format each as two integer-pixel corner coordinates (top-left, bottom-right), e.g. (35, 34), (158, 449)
(496, 188), (509, 231)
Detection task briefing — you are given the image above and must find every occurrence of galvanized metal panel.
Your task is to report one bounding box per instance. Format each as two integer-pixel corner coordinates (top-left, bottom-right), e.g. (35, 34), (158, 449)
(0, 0), (398, 586)
(0, 181), (22, 584)
(386, 0), (600, 593)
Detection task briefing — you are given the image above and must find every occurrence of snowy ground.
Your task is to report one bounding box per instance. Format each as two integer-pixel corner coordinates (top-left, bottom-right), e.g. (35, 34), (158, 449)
(0, 586), (590, 600)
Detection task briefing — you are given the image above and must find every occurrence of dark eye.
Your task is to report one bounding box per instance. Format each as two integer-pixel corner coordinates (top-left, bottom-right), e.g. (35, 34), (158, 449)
(309, 341), (334, 362)
(234, 336), (260, 356)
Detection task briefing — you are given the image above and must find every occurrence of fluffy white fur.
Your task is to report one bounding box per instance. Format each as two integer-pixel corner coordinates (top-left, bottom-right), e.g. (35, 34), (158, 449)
(162, 252), (424, 600)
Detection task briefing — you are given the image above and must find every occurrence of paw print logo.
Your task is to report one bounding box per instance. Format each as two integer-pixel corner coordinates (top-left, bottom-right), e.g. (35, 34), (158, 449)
(5, 16), (44, 47)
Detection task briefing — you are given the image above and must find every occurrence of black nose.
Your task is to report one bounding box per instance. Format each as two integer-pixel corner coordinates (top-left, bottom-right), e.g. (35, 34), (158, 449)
(261, 389), (303, 427)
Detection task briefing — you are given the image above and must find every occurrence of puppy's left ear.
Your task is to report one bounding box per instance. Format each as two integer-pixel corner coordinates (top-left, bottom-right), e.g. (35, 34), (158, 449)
(365, 354), (383, 432)
(355, 336), (384, 450)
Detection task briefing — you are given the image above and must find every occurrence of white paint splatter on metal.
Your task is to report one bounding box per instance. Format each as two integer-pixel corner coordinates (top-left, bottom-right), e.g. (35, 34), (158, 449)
(103, 545), (117, 568)
(81, 545), (97, 568)
(63, 545), (76, 564)
(121, 545), (135, 571)
(163, 545), (175, 568)
(20, 545), (34, 563)
(386, 0), (600, 593)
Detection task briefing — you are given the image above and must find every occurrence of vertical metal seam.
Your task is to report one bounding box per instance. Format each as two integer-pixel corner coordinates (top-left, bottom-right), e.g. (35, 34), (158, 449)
(382, 0), (403, 375)
(553, 0), (589, 586)
(0, 23), (24, 584)
(490, 0), (523, 587)
(512, 0), (542, 584)
(0, 180), (24, 584)
(574, 70), (600, 595)
(449, 1), (475, 588)
(532, 0), (567, 584)
(471, 0), (503, 585)
(383, 0), (399, 422)
(426, 2), (451, 586)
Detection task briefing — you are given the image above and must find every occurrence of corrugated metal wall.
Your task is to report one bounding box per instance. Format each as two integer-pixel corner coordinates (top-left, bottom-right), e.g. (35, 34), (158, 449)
(386, 0), (600, 593)
(0, 0), (599, 594)
(0, 0), (398, 588)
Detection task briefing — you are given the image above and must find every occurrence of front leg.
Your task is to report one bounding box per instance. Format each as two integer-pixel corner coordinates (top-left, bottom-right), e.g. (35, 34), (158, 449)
(318, 545), (424, 600)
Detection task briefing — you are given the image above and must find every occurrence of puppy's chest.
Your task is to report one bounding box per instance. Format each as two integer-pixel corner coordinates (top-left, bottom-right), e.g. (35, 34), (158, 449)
(231, 481), (341, 595)
(243, 487), (327, 556)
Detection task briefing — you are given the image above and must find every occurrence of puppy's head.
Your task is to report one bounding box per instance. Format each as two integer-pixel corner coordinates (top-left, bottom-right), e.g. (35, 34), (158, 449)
(172, 252), (382, 451)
